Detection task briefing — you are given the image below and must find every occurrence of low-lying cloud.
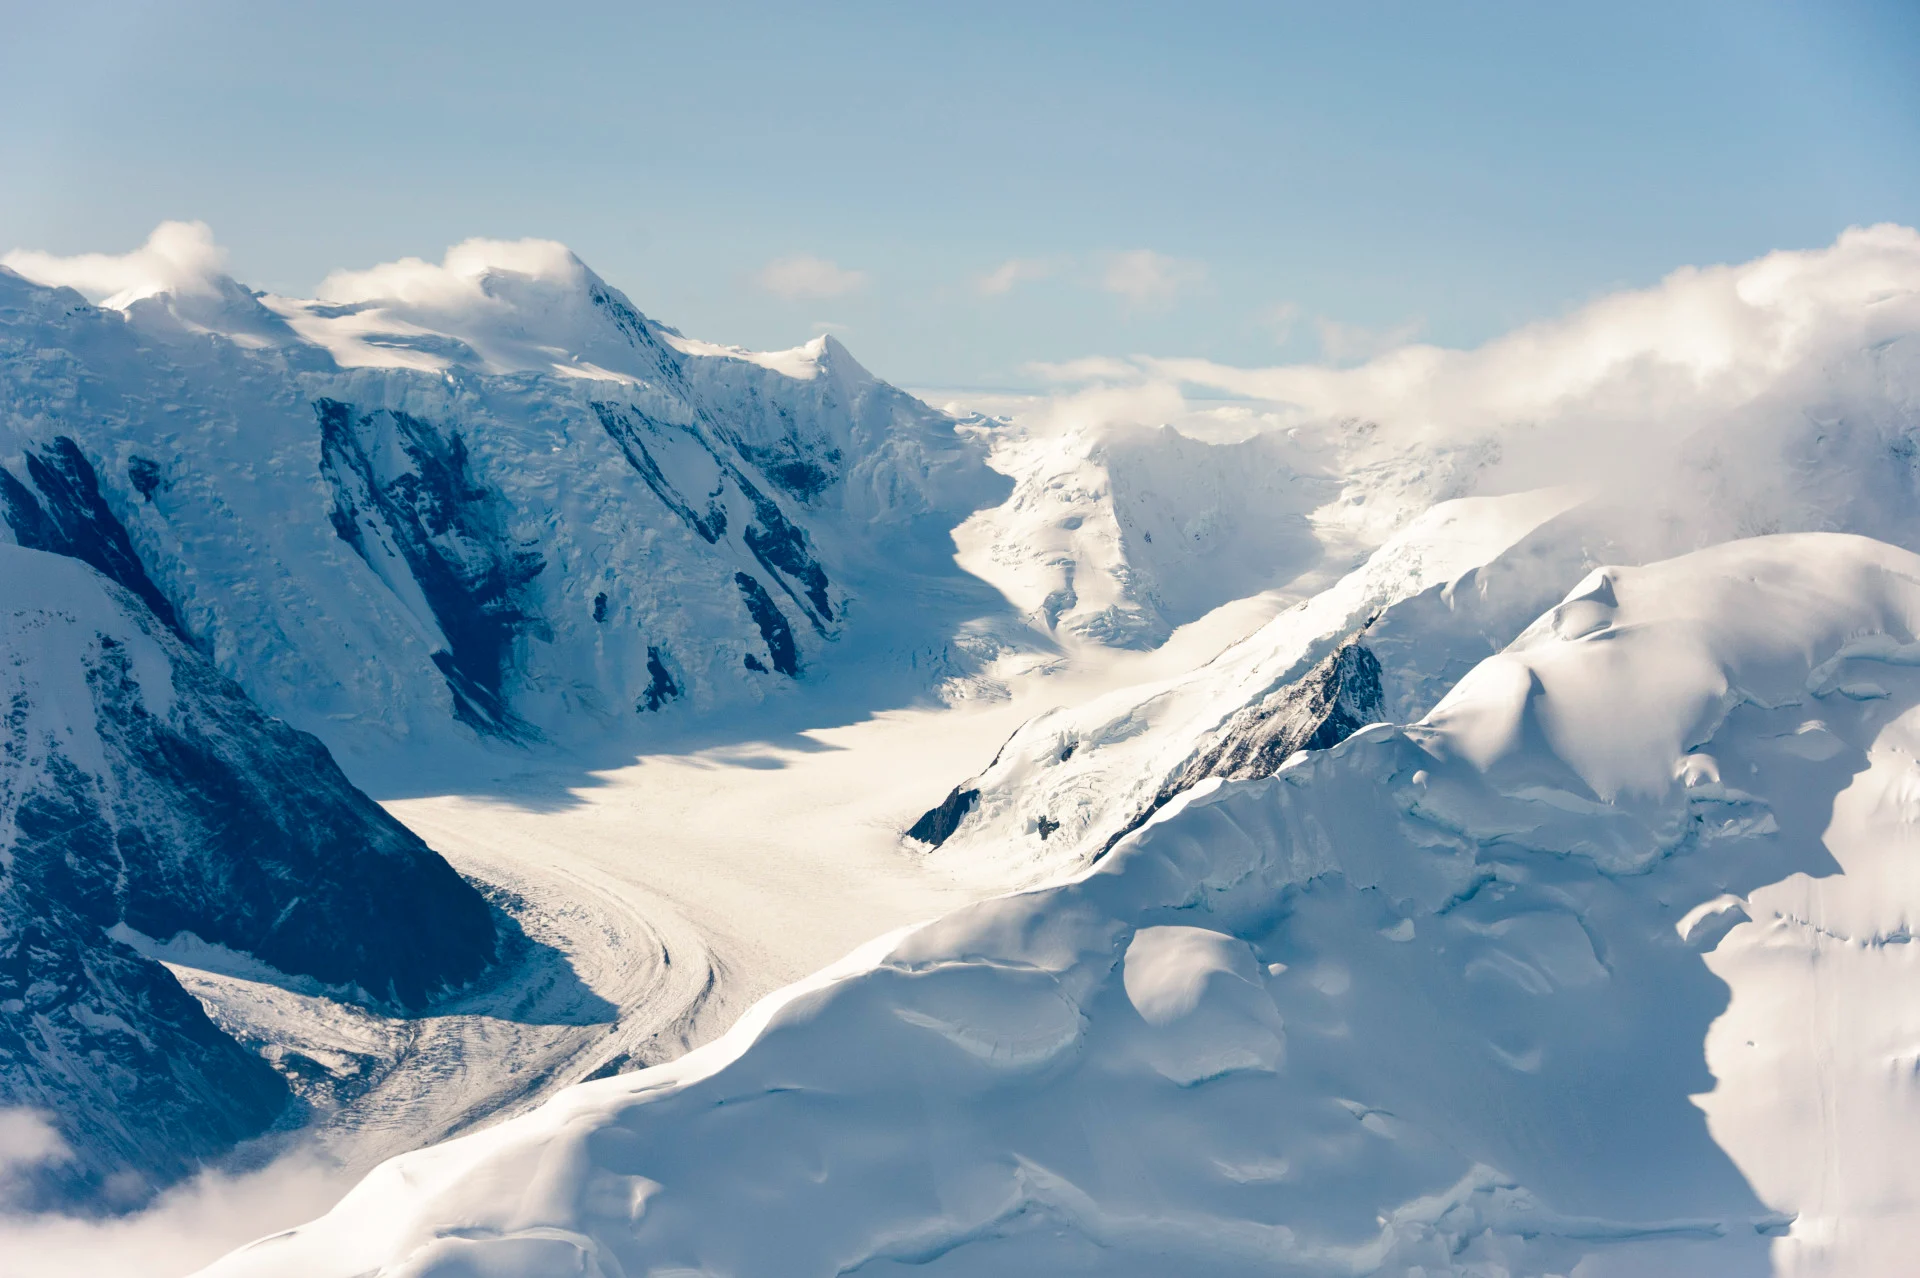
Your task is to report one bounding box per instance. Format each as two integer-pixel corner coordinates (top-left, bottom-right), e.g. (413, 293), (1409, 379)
(0, 1140), (354, 1278)
(1021, 225), (1920, 445)
(966, 224), (1920, 556)
(0, 1110), (71, 1182)
(1313, 314), (1426, 364)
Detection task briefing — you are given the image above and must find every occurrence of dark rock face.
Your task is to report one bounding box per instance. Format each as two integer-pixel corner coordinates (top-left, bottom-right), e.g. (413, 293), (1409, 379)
(2, 750), (296, 1209)
(591, 402), (730, 545)
(86, 632), (499, 1004)
(126, 455), (163, 502)
(0, 863), (291, 1210)
(1175, 642), (1383, 784)
(740, 492), (832, 625)
(317, 399), (548, 736)
(1101, 640), (1385, 857)
(640, 646), (680, 711)
(734, 573), (798, 677)
(0, 547), (499, 1205)
(0, 435), (184, 640)
(754, 454), (836, 503)
(906, 786), (980, 848)
(592, 400), (836, 635)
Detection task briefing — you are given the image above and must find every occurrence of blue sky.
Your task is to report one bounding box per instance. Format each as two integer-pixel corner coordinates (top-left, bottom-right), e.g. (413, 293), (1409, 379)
(4, 0), (1917, 388)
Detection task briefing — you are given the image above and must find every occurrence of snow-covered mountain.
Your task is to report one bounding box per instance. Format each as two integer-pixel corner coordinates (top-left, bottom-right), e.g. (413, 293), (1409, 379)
(200, 532), (1920, 1277)
(0, 546), (496, 1209)
(914, 227), (1920, 885)
(5, 222), (1920, 1275)
(913, 489), (1582, 884)
(0, 233), (1006, 769)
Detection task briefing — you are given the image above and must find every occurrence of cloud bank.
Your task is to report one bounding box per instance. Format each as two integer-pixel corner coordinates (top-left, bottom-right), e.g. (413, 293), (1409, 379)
(1313, 314), (1425, 364)
(1013, 223), (1920, 466)
(0, 1109), (70, 1183)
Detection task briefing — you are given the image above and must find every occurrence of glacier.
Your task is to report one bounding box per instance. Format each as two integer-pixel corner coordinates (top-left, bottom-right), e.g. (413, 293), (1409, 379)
(198, 533), (1920, 1277)
(3, 223), (1920, 1276)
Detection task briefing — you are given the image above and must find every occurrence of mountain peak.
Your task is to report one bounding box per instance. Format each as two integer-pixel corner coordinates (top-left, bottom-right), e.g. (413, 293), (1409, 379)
(0, 219), (231, 310)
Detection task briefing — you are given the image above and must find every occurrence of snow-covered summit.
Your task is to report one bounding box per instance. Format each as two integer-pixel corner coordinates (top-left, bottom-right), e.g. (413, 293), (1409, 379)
(0, 226), (1008, 768)
(264, 236), (679, 381)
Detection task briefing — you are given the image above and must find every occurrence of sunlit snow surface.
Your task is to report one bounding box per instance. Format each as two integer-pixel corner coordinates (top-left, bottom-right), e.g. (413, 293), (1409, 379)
(10, 224), (1920, 1275)
(0, 234), (1014, 770)
(194, 532), (1920, 1277)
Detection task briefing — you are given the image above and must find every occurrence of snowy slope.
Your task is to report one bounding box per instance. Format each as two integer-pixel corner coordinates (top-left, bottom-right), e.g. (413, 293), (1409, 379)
(953, 421), (1340, 648)
(0, 546), (496, 1208)
(896, 229), (1920, 889)
(0, 232), (1005, 769)
(912, 488), (1581, 885)
(916, 289), (1920, 885)
(198, 530), (1920, 1277)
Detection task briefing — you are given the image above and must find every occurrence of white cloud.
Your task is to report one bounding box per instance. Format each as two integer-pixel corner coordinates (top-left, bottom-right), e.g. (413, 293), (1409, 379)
(316, 236), (585, 310)
(2, 221), (227, 308)
(975, 258), (1054, 297)
(0, 1109), (71, 1180)
(954, 224), (1920, 532)
(1313, 314), (1426, 364)
(1260, 301), (1301, 344)
(755, 254), (866, 301)
(1142, 224), (1920, 444)
(270, 236), (617, 377)
(0, 1140), (352, 1278)
(1100, 250), (1206, 309)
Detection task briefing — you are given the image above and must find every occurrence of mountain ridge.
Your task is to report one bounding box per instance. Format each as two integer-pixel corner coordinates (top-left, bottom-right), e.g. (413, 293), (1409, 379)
(0, 546), (498, 1207)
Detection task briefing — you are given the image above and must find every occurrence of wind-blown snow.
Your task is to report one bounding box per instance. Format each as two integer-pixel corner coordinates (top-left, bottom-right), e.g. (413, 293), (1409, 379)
(199, 532), (1920, 1277)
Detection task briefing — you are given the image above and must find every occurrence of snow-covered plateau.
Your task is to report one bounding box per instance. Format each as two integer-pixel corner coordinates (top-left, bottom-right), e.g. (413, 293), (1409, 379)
(2, 222), (1920, 1275)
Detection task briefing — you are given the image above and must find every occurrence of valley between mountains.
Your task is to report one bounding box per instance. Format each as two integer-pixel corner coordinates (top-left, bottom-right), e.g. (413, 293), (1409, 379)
(6, 222), (1920, 1276)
